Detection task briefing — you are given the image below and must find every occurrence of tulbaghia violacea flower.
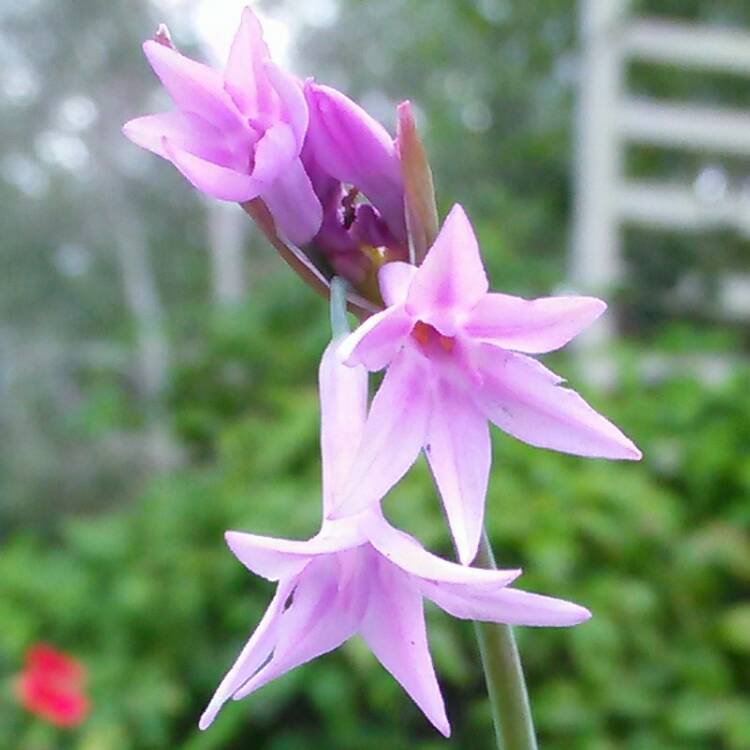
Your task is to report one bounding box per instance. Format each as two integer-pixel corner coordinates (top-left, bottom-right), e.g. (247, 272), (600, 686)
(200, 341), (590, 737)
(337, 204), (642, 564)
(123, 8), (321, 246)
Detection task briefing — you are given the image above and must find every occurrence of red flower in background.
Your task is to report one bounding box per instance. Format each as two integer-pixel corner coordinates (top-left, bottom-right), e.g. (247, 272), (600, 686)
(16, 644), (89, 727)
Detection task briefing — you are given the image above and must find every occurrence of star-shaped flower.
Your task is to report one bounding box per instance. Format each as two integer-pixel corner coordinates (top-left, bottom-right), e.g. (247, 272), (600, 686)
(200, 340), (590, 736)
(123, 8), (322, 245)
(337, 204), (641, 563)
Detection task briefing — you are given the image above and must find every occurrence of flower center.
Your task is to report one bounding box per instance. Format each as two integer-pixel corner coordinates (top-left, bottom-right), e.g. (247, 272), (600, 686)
(412, 321), (455, 354)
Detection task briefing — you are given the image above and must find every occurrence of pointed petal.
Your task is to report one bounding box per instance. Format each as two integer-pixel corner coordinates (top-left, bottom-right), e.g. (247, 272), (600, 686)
(319, 340), (369, 513)
(475, 346), (642, 460)
(260, 155), (323, 245)
(123, 112), (231, 163)
(367, 516), (520, 587)
(143, 40), (242, 132)
(420, 581), (591, 627)
(424, 378), (490, 564)
(163, 138), (262, 202)
(225, 525), (362, 582)
(199, 577), (294, 729)
(265, 62), (308, 148)
(338, 305), (413, 371)
(379, 261), (418, 307)
(406, 204), (488, 334)
(304, 81), (406, 241)
(232, 553), (366, 699)
(332, 348), (431, 518)
(360, 557), (450, 737)
(465, 293), (607, 353)
(224, 7), (275, 116)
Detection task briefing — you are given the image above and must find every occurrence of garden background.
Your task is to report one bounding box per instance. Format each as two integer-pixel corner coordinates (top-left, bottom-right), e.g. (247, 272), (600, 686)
(1, 0), (749, 748)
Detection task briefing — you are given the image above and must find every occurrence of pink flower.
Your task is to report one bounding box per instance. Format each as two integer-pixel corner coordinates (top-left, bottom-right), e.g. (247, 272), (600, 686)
(199, 341), (590, 737)
(123, 8), (322, 246)
(337, 204), (641, 564)
(16, 644), (89, 728)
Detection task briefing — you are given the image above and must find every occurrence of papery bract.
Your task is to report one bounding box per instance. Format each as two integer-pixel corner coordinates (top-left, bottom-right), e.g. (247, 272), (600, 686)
(337, 204), (642, 564)
(200, 341), (590, 737)
(123, 8), (321, 246)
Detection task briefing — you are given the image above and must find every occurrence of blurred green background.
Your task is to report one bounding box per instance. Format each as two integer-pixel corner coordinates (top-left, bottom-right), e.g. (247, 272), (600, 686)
(1, 0), (749, 748)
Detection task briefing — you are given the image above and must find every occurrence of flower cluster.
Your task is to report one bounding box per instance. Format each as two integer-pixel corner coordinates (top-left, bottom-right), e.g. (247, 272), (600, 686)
(125, 7), (641, 738)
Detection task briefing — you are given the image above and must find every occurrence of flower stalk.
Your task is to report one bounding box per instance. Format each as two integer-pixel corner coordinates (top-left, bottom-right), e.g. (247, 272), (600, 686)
(399, 109), (538, 750)
(329, 277), (350, 338)
(241, 199), (330, 301)
(474, 534), (538, 750)
(241, 199), (377, 321)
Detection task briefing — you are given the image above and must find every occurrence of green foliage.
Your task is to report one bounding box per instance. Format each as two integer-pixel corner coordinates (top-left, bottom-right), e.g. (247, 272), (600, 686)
(1, 294), (748, 750)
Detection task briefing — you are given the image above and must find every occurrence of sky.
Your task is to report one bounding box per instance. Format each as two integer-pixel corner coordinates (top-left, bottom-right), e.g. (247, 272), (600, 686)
(152, 0), (339, 71)
(192, 0), (291, 66)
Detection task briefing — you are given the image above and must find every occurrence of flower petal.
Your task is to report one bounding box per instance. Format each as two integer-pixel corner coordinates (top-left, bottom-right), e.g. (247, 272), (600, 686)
(475, 346), (642, 460)
(304, 81), (406, 242)
(252, 122), (297, 184)
(420, 581), (591, 627)
(122, 112), (232, 164)
(264, 62), (308, 148)
(143, 40), (242, 133)
(424, 377), (490, 565)
(338, 305), (413, 371)
(232, 553), (366, 700)
(464, 293), (607, 353)
(224, 7), (275, 117)
(319, 339), (369, 513)
(260, 155), (323, 246)
(163, 138), (263, 202)
(199, 577), (295, 729)
(225, 525), (362, 582)
(367, 516), (520, 587)
(332, 348), (431, 518)
(360, 557), (450, 737)
(379, 261), (418, 307)
(407, 204), (488, 334)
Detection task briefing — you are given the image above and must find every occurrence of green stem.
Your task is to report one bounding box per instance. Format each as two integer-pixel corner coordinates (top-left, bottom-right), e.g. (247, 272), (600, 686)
(473, 532), (538, 750)
(329, 277), (350, 338)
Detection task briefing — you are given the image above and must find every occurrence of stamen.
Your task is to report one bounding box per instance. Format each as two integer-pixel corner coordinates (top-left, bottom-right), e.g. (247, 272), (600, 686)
(412, 321), (431, 347)
(411, 321), (456, 353)
(342, 187), (360, 229)
(438, 335), (454, 352)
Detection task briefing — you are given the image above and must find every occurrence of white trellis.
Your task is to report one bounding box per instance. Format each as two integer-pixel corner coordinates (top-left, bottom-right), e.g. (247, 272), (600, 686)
(571, 0), (750, 360)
